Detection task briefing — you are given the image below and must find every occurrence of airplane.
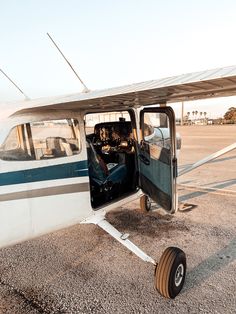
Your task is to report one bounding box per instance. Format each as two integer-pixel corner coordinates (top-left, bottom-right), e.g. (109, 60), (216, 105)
(0, 65), (236, 299)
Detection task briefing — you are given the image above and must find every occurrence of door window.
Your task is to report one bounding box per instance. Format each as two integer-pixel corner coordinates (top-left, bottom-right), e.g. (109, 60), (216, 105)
(143, 112), (171, 149)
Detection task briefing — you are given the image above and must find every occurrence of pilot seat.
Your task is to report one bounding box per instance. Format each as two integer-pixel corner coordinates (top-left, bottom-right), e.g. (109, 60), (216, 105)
(87, 140), (127, 207)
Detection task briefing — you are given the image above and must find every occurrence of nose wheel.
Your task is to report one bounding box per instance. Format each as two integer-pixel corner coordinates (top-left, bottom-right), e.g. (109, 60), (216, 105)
(155, 247), (186, 299)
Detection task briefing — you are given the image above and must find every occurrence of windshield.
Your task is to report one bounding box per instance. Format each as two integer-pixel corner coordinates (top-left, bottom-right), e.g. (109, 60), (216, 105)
(0, 123), (13, 148)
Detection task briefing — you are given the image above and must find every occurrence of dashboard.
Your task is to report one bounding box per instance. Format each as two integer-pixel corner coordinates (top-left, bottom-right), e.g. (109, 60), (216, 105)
(93, 121), (134, 153)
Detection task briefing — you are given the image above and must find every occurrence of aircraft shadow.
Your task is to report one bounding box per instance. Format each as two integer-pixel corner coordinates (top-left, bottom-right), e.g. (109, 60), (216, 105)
(203, 178), (236, 189)
(106, 209), (189, 238)
(184, 237), (236, 291)
(178, 154), (236, 172)
(179, 179), (236, 203)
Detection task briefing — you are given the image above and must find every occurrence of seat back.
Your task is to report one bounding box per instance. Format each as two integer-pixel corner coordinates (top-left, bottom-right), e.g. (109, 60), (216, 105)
(46, 137), (67, 157)
(87, 141), (107, 182)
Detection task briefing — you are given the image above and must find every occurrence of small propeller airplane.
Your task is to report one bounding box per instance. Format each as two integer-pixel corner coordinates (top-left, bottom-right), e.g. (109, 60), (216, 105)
(1, 65), (236, 299)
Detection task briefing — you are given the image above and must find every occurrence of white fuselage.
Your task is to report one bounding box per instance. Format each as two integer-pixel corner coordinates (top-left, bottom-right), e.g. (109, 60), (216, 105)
(0, 109), (142, 248)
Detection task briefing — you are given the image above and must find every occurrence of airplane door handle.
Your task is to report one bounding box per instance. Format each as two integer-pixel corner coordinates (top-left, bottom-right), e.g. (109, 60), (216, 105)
(172, 157), (178, 178)
(139, 154), (150, 165)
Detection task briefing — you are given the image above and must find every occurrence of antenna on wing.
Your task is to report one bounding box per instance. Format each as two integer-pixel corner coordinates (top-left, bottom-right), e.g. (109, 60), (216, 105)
(0, 68), (29, 100)
(47, 32), (90, 93)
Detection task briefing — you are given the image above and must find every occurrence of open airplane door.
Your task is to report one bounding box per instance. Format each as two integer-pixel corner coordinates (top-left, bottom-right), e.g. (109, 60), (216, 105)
(139, 107), (178, 213)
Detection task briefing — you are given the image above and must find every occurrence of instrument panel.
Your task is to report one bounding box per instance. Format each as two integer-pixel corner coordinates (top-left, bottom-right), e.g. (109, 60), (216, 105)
(93, 121), (134, 153)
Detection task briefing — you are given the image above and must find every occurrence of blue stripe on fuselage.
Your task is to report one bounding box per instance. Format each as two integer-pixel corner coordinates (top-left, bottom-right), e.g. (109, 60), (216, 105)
(0, 160), (88, 186)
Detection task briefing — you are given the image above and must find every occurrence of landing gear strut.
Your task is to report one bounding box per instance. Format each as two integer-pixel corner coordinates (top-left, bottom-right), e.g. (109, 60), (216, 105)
(84, 215), (186, 299)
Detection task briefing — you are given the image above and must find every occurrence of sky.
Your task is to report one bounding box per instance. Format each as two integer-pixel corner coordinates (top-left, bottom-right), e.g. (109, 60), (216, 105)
(1, 0), (236, 118)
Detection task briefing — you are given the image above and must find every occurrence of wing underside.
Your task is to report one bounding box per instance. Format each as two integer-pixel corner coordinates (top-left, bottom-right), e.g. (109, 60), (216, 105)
(4, 65), (236, 117)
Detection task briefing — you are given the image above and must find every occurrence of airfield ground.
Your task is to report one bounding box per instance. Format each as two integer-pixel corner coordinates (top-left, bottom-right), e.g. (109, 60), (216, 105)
(0, 125), (235, 313)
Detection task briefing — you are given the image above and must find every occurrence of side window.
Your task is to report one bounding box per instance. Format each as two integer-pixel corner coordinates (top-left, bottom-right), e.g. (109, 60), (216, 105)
(0, 119), (81, 161)
(0, 125), (32, 161)
(31, 119), (81, 160)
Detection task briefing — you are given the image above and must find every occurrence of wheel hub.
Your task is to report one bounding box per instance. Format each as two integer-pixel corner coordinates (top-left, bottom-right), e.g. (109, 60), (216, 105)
(175, 264), (184, 287)
(146, 197), (151, 210)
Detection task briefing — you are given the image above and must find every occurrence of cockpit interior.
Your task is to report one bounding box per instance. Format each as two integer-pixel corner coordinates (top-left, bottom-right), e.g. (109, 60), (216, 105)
(85, 113), (138, 208)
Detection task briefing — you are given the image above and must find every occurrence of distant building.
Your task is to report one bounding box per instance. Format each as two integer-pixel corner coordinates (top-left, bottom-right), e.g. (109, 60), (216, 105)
(212, 118), (223, 125)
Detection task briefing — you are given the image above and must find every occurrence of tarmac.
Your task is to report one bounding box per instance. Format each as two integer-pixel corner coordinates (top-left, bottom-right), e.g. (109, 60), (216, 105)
(0, 125), (235, 313)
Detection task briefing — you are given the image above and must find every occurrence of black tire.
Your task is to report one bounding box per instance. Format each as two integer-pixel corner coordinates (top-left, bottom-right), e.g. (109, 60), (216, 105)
(140, 195), (152, 212)
(155, 247), (186, 299)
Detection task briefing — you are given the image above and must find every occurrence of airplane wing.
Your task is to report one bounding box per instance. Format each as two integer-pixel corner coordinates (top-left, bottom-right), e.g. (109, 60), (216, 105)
(3, 64), (236, 118)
